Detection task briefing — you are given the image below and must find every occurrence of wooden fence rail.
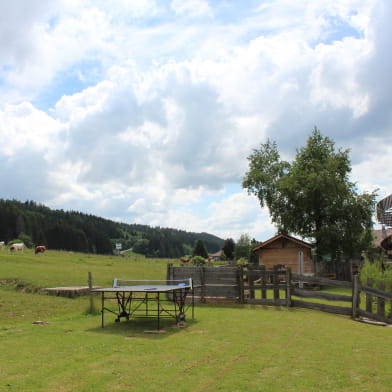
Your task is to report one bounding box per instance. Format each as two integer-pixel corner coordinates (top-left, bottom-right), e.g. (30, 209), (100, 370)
(353, 276), (392, 324)
(168, 264), (392, 325)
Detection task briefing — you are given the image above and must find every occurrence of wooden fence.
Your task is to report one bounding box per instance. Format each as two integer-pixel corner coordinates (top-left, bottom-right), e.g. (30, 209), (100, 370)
(352, 276), (392, 324)
(167, 264), (244, 302)
(291, 274), (352, 316)
(244, 266), (291, 306)
(168, 264), (392, 325)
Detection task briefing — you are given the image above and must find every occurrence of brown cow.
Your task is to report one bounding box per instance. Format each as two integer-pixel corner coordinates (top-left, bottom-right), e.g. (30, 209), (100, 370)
(35, 245), (46, 255)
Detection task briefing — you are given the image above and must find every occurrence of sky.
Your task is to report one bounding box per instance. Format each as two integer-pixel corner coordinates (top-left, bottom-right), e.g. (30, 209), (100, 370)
(1, 0), (391, 242)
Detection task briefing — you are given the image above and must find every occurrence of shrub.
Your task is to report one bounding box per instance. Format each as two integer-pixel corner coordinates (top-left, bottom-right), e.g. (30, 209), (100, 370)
(192, 256), (206, 266)
(360, 255), (392, 290)
(8, 233), (34, 249)
(219, 253), (227, 261)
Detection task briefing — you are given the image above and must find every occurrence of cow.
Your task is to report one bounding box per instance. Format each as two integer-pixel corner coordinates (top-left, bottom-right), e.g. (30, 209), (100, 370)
(0, 241), (5, 250)
(9, 243), (25, 253)
(35, 245), (46, 255)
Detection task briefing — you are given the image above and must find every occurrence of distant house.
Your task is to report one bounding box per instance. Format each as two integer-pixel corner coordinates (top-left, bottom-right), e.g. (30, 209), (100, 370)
(372, 227), (392, 258)
(208, 250), (223, 261)
(253, 233), (314, 275)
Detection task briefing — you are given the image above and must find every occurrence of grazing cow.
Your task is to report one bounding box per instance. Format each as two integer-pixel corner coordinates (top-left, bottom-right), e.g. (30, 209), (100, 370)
(0, 241), (5, 250)
(9, 243), (25, 253)
(35, 245), (46, 255)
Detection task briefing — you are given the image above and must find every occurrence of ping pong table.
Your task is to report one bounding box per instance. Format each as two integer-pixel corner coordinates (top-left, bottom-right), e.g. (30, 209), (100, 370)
(92, 279), (196, 330)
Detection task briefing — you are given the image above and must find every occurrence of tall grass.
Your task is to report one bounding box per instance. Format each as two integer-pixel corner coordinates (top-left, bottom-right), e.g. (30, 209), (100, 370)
(360, 256), (392, 290)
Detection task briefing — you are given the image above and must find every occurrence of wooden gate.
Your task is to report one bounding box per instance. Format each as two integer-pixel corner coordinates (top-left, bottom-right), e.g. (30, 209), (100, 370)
(244, 266), (291, 306)
(291, 274), (352, 316)
(167, 264), (243, 302)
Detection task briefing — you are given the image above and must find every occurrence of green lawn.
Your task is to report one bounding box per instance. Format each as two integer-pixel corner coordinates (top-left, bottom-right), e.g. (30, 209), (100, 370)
(1, 250), (391, 392)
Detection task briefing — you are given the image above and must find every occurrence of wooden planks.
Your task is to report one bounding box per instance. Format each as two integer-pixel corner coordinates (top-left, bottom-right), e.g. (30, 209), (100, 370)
(43, 286), (100, 298)
(168, 264), (392, 325)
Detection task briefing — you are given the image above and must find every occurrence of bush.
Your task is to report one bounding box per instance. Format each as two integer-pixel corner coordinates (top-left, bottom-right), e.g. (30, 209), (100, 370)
(192, 256), (206, 266)
(8, 233), (34, 249)
(219, 253), (227, 262)
(360, 255), (392, 290)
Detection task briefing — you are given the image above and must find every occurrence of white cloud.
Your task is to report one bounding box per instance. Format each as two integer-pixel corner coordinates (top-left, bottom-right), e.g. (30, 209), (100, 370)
(0, 102), (64, 156)
(206, 191), (275, 240)
(351, 141), (392, 196)
(1, 0), (391, 240)
(171, 0), (213, 18)
(310, 37), (371, 118)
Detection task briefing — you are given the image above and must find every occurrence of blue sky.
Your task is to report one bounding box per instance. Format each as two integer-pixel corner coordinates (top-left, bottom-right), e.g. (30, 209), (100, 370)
(0, 0), (391, 241)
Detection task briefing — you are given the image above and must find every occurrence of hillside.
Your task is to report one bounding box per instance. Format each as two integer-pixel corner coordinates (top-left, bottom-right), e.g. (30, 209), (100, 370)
(0, 199), (224, 257)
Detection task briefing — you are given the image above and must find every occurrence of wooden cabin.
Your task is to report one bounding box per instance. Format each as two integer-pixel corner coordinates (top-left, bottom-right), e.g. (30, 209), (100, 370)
(253, 233), (314, 275)
(372, 227), (392, 259)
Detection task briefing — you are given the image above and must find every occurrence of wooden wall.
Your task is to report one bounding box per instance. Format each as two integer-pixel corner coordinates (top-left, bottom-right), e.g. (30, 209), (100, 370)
(255, 238), (314, 274)
(167, 264), (243, 302)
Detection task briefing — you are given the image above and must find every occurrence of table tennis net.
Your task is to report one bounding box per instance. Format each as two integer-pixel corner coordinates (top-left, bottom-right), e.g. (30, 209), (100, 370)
(112, 278), (193, 288)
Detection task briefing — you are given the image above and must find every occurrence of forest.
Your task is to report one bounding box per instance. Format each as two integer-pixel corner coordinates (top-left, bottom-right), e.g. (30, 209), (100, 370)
(0, 199), (224, 257)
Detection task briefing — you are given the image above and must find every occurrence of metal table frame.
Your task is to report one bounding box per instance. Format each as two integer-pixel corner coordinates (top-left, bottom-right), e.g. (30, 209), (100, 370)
(92, 280), (196, 330)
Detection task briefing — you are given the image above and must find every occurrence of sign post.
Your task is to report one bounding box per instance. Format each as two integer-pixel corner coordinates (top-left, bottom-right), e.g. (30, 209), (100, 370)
(115, 243), (122, 255)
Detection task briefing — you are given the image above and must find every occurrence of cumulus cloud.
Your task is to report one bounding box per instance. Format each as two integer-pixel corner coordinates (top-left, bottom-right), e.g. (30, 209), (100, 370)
(0, 0), (390, 240)
(171, 0), (213, 18)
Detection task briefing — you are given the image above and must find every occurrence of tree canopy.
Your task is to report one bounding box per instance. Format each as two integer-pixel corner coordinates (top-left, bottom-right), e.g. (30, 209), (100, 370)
(222, 238), (235, 260)
(243, 127), (376, 260)
(192, 239), (209, 259)
(234, 234), (260, 264)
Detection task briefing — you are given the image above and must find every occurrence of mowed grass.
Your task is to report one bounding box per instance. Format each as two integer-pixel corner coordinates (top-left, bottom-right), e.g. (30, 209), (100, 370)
(1, 251), (391, 392)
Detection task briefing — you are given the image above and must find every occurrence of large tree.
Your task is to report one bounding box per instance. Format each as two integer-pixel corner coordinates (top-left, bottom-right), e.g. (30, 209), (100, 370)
(222, 238), (235, 260)
(234, 233), (251, 260)
(243, 127), (376, 260)
(192, 239), (209, 259)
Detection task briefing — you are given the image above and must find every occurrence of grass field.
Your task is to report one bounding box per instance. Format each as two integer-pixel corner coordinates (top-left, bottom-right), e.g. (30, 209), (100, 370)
(1, 250), (391, 392)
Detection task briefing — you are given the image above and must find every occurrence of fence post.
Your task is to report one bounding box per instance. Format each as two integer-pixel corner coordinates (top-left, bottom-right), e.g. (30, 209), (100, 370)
(261, 267), (267, 300)
(167, 263), (173, 281)
(352, 274), (359, 319)
(366, 278), (373, 313)
(200, 266), (206, 303)
(238, 265), (245, 304)
(88, 271), (95, 313)
(286, 268), (292, 307)
(248, 271), (255, 300)
(378, 281), (386, 319)
(273, 265), (279, 302)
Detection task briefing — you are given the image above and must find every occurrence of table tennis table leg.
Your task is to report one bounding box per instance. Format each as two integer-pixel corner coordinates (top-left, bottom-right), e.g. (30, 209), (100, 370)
(101, 292), (104, 328)
(192, 288), (195, 320)
(157, 293), (161, 330)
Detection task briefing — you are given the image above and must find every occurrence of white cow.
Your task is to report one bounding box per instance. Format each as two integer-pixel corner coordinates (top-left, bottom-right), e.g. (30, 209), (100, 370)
(0, 241), (5, 250)
(9, 243), (25, 253)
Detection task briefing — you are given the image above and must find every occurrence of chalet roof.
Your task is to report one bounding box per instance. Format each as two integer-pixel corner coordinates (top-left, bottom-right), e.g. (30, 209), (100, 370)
(372, 228), (392, 252)
(372, 228), (392, 246)
(209, 250), (223, 257)
(253, 233), (312, 251)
